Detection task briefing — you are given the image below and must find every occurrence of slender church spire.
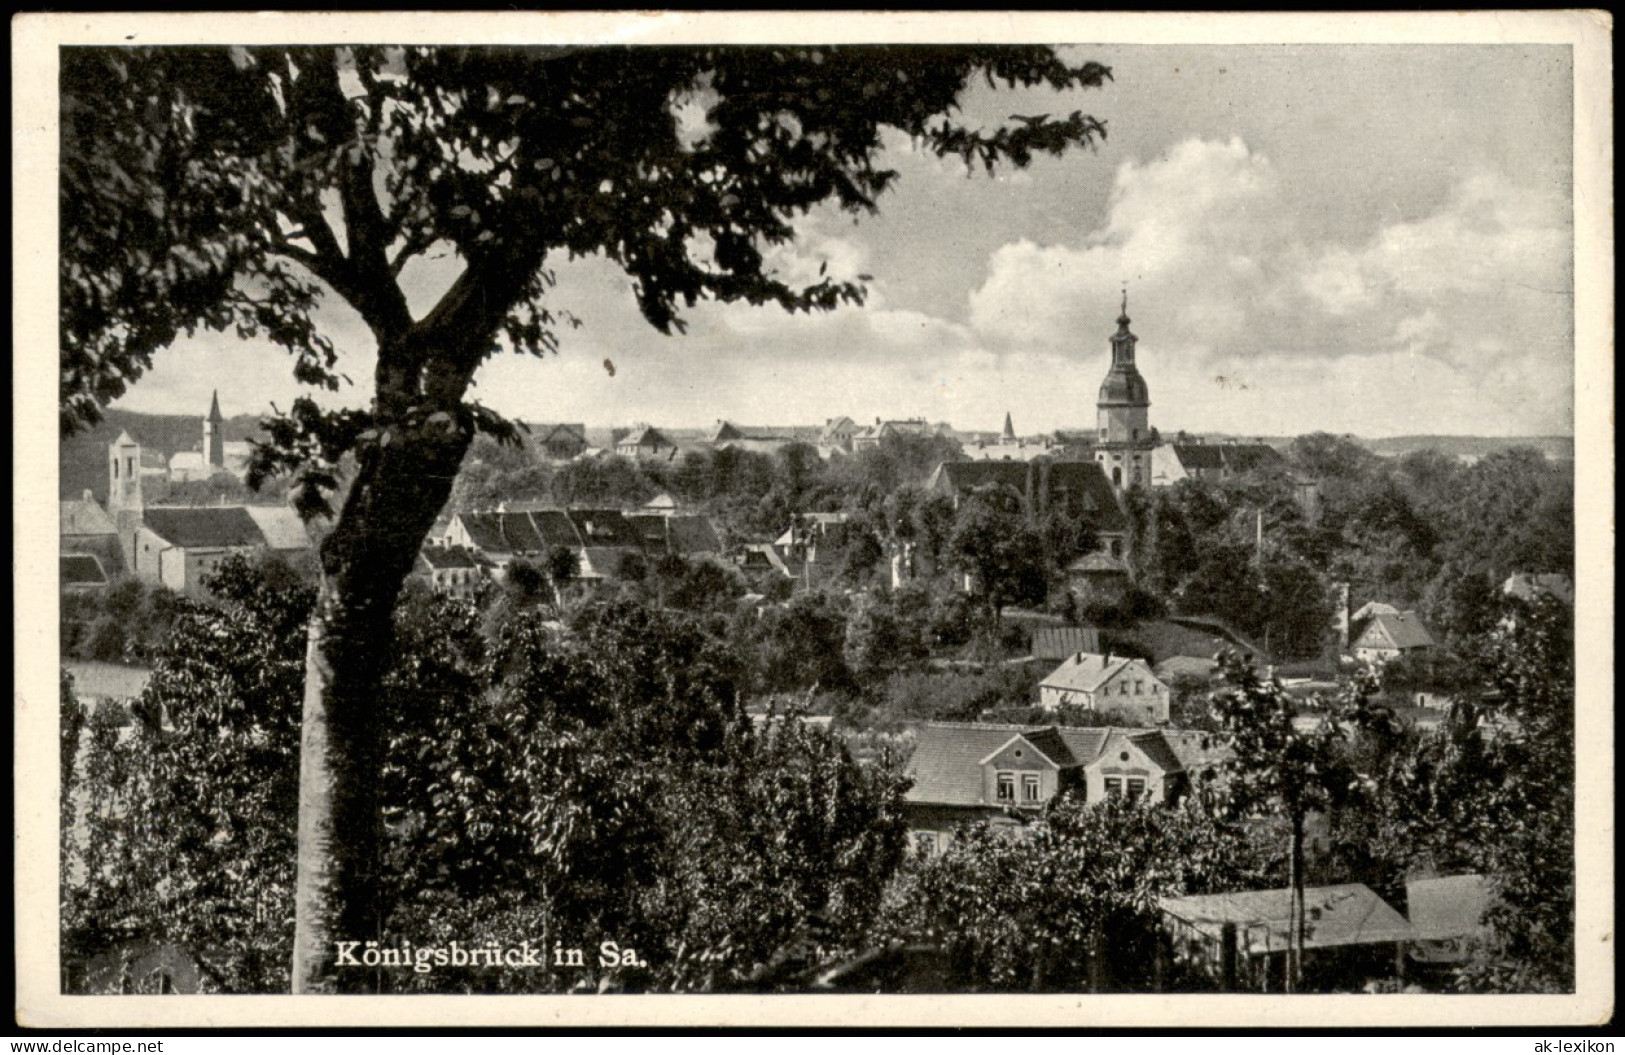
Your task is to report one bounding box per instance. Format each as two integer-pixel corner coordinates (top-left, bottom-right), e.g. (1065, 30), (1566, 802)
(1002, 411), (1015, 441)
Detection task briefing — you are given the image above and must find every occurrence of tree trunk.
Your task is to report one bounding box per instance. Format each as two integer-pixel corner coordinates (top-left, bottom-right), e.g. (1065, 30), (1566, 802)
(291, 424), (472, 994)
(1287, 813), (1306, 994)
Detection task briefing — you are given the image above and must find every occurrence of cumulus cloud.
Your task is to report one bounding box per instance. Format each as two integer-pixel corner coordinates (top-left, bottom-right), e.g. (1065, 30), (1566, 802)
(964, 136), (1572, 433)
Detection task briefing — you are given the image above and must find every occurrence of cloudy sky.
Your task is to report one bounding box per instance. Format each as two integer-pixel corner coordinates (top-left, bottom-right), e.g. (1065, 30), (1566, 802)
(117, 44), (1575, 438)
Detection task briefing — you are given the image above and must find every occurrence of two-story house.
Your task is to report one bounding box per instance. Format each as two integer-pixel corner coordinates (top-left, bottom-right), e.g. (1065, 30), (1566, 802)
(904, 722), (1198, 856)
(1038, 652), (1169, 723)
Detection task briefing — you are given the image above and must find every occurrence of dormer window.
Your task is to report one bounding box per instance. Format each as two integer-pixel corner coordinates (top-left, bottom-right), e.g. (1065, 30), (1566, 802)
(1022, 774), (1042, 802)
(995, 771), (1015, 802)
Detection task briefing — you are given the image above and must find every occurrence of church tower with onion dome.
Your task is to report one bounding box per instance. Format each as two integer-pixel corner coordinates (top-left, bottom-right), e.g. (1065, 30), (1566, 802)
(1094, 290), (1153, 492)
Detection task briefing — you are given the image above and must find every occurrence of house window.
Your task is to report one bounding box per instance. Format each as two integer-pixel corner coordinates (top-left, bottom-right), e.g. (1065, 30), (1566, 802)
(1022, 774), (1041, 802)
(1104, 777), (1124, 798)
(996, 771), (1016, 802)
(1127, 778), (1148, 799)
(1119, 682), (1128, 695)
(913, 831), (938, 858)
(1135, 680), (1143, 694)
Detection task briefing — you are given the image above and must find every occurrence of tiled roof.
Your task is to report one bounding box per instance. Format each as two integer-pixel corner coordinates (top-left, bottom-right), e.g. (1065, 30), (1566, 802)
(565, 509), (643, 549)
(1127, 730), (1186, 774)
(908, 723), (1037, 806)
(242, 505), (311, 550)
(1031, 626), (1102, 661)
(929, 460), (1126, 533)
(619, 425), (671, 449)
(1172, 444), (1225, 470)
(61, 553), (109, 586)
(1020, 727), (1079, 767)
(1054, 727), (1111, 764)
(667, 516), (722, 555)
(1357, 611), (1437, 651)
(141, 506), (265, 549)
(1041, 652), (1139, 694)
(907, 723), (1118, 806)
(61, 495), (116, 536)
(528, 510), (584, 549)
(1160, 883), (1414, 954)
(1220, 444), (1285, 472)
(456, 512), (508, 552)
(419, 545), (482, 571)
(624, 513), (671, 548)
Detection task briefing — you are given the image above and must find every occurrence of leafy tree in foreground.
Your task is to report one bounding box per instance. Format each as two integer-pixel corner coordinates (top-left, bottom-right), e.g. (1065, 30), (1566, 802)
(901, 793), (1266, 992)
(61, 44), (1110, 990)
(63, 562), (908, 992)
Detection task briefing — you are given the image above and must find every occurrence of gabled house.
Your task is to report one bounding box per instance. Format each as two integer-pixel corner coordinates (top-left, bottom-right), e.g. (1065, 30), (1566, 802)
(1039, 652), (1169, 722)
(61, 490), (123, 575)
(904, 722), (1194, 855)
(1350, 611), (1436, 664)
(614, 424), (676, 460)
(413, 545), (489, 599)
(852, 417), (931, 451)
(819, 416), (858, 455)
(528, 422), (589, 461)
(710, 421), (818, 455)
(132, 506), (271, 596)
(445, 509), (584, 576)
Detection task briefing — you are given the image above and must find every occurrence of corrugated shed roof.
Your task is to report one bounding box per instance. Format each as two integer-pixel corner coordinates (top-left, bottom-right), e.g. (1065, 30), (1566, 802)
(61, 553), (109, 586)
(141, 507), (265, 549)
(242, 505), (311, 550)
(1160, 883), (1414, 954)
(1032, 626), (1103, 661)
(1406, 874), (1492, 941)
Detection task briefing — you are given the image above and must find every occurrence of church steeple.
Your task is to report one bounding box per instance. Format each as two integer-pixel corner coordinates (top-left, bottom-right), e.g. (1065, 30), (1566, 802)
(1001, 411), (1015, 442)
(1094, 291), (1153, 492)
(204, 389), (225, 470)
